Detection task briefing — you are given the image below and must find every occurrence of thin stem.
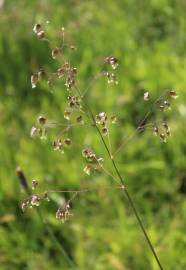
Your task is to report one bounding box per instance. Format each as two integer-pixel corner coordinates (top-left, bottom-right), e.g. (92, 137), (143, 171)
(76, 92), (164, 270)
(81, 72), (102, 97)
(95, 123), (164, 270)
(113, 129), (139, 158)
(26, 186), (124, 200)
(99, 164), (121, 185)
(74, 85), (93, 123)
(68, 191), (78, 203)
(107, 123), (113, 156)
(48, 189), (89, 194)
(45, 121), (90, 128)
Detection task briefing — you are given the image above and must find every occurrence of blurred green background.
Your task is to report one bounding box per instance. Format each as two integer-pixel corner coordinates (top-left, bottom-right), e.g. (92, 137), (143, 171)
(0, 0), (186, 269)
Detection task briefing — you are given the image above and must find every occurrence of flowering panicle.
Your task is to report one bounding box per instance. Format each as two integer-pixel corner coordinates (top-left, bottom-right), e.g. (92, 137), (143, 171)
(31, 73), (39, 88)
(27, 24), (178, 239)
(82, 148), (103, 175)
(52, 47), (60, 59)
(104, 56), (119, 70)
(63, 94), (83, 122)
(21, 195), (41, 211)
(33, 23), (45, 40)
(53, 137), (72, 153)
(33, 23), (42, 34)
(19, 172), (77, 222)
(103, 71), (118, 85)
(53, 139), (64, 153)
(56, 62), (77, 92)
(159, 100), (171, 112)
(30, 114), (74, 150)
(139, 89), (178, 143)
(110, 115), (117, 124)
(18, 23), (181, 270)
(153, 121), (171, 143)
(76, 115), (84, 124)
(144, 91), (150, 101)
(95, 112), (117, 136)
(30, 23), (85, 138)
(102, 56), (119, 84)
(32, 179), (39, 190)
(156, 90), (178, 112)
(56, 201), (72, 222)
(30, 115), (48, 140)
(169, 90), (178, 99)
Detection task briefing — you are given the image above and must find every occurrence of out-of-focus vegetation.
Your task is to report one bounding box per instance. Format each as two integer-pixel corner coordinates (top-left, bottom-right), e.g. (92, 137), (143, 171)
(0, 0), (186, 269)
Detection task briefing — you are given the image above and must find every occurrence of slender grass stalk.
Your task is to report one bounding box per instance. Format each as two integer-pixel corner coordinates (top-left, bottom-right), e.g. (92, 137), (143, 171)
(96, 125), (164, 270)
(78, 92), (164, 270)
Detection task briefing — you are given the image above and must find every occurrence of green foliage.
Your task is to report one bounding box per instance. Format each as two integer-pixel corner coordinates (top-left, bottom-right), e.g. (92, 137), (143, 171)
(0, 0), (186, 269)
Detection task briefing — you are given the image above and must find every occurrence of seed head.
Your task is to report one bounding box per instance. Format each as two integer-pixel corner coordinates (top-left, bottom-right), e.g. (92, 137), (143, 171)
(31, 74), (38, 88)
(159, 105), (165, 112)
(38, 115), (47, 125)
(21, 200), (30, 212)
(83, 164), (92, 175)
(30, 126), (38, 137)
(68, 95), (81, 108)
(82, 148), (96, 161)
(64, 110), (71, 120)
(162, 122), (171, 136)
(32, 179), (39, 190)
(96, 112), (107, 125)
(33, 23), (42, 34)
(102, 127), (108, 136)
(153, 126), (159, 136)
(105, 56), (119, 69)
(31, 195), (40, 206)
(63, 62), (70, 70)
(47, 79), (52, 87)
(52, 47), (60, 59)
(169, 90), (178, 98)
(65, 76), (75, 91)
(70, 67), (77, 75)
(76, 115), (84, 124)
(56, 202), (72, 222)
(38, 69), (45, 80)
(21, 194), (40, 211)
(110, 115), (117, 124)
(57, 67), (65, 78)
(43, 191), (50, 201)
(37, 30), (45, 39)
(64, 138), (72, 146)
(162, 122), (168, 129)
(164, 100), (171, 108)
(144, 91), (150, 101)
(160, 133), (167, 143)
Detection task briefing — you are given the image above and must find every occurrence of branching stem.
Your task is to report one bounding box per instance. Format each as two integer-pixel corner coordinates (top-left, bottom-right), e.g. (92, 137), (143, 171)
(77, 88), (164, 270)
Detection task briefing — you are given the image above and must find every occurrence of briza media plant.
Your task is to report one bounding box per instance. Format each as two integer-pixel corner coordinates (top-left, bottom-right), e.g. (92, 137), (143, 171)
(18, 22), (179, 270)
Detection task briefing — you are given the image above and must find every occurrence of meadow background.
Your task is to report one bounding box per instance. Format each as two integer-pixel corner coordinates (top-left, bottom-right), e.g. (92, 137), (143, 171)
(0, 0), (186, 269)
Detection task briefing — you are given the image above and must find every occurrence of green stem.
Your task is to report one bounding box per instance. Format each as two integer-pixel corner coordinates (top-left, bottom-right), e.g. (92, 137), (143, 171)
(80, 99), (164, 270)
(96, 120), (164, 270)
